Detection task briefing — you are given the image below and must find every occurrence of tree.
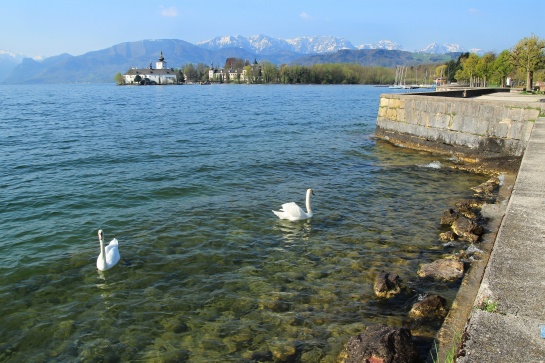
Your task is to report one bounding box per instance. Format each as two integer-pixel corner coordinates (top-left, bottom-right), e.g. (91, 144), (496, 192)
(261, 62), (279, 83)
(435, 64), (447, 78)
(446, 52), (469, 83)
(476, 52), (496, 87)
(114, 72), (124, 85)
(493, 50), (513, 87)
(176, 69), (185, 84)
(455, 53), (480, 86)
(183, 63), (197, 81)
(510, 35), (545, 91)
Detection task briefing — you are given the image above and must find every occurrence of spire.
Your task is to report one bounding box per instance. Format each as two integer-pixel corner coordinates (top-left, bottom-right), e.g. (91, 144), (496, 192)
(158, 51), (165, 62)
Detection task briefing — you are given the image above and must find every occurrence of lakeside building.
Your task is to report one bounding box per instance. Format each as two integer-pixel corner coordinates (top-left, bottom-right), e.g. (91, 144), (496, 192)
(123, 52), (178, 85)
(208, 59), (262, 83)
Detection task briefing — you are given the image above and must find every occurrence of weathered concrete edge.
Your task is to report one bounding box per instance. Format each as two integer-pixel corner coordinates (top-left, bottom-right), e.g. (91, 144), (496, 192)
(375, 92), (545, 174)
(431, 172), (516, 362)
(454, 116), (545, 362)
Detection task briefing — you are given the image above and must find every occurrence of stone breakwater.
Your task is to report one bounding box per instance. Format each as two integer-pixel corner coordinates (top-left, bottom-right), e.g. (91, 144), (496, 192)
(367, 90), (545, 362)
(375, 90), (545, 173)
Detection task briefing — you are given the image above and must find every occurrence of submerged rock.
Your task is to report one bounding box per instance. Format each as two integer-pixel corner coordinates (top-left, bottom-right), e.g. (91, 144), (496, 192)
(439, 231), (456, 242)
(440, 207), (484, 243)
(471, 176), (500, 199)
(455, 201), (479, 220)
(451, 215), (483, 243)
(268, 339), (297, 361)
(373, 271), (402, 299)
(409, 294), (448, 320)
(417, 258), (464, 281)
(337, 324), (420, 363)
(440, 208), (459, 225)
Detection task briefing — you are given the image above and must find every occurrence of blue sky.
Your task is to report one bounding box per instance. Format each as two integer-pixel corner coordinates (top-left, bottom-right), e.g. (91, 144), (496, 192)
(2, 0), (544, 58)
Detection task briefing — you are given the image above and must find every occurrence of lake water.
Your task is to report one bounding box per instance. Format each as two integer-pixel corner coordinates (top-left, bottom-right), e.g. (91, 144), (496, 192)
(0, 84), (486, 362)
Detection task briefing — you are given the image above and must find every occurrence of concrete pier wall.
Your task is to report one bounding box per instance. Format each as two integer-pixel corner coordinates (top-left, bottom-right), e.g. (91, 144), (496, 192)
(375, 91), (545, 162)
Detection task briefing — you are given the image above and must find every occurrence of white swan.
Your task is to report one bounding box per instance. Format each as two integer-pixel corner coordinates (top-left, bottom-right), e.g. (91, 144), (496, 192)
(272, 188), (315, 221)
(96, 229), (120, 271)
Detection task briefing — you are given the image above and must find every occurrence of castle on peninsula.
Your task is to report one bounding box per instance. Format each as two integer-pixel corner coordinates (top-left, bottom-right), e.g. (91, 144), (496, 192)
(123, 52), (178, 85)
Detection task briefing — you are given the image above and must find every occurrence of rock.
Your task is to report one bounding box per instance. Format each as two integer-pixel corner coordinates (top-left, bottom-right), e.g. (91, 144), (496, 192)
(451, 215), (483, 243)
(409, 294), (448, 320)
(417, 258), (464, 281)
(454, 201), (479, 220)
(457, 199), (484, 209)
(160, 316), (189, 333)
(268, 339), (297, 361)
(440, 208), (459, 225)
(373, 271), (402, 299)
(439, 231), (456, 242)
(471, 177), (500, 199)
(337, 325), (420, 363)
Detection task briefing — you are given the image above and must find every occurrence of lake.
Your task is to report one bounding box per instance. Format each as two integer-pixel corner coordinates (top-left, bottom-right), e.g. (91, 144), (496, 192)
(0, 84), (486, 362)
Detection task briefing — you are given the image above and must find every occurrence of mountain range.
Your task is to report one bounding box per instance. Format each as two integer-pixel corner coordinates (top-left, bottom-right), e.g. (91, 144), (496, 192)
(0, 35), (477, 84)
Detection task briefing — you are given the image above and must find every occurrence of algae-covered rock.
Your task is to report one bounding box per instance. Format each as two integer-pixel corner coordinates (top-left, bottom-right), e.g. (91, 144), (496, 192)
(337, 324), (420, 363)
(268, 338), (297, 361)
(373, 271), (402, 299)
(409, 294), (448, 320)
(418, 258), (464, 281)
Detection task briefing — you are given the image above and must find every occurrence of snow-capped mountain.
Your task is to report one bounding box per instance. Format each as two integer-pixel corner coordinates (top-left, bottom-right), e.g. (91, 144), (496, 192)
(197, 35), (355, 54)
(198, 35), (480, 56)
(285, 36), (355, 54)
(0, 50), (25, 82)
(417, 42), (465, 54)
(468, 48), (484, 56)
(0, 50), (25, 63)
(357, 40), (403, 51)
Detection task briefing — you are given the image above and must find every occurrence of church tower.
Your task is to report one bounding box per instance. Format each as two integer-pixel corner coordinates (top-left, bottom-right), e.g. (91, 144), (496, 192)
(156, 51), (167, 70)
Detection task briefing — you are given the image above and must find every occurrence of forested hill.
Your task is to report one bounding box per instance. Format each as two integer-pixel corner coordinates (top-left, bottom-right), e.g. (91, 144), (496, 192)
(2, 39), (459, 84)
(293, 49), (460, 67)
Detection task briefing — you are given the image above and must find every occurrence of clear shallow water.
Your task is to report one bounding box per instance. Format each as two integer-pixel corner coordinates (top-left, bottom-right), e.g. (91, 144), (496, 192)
(0, 84), (486, 362)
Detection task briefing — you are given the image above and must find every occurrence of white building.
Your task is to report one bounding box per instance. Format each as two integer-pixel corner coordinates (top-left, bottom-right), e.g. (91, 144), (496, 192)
(208, 59), (262, 83)
(123, 52), (178, 85)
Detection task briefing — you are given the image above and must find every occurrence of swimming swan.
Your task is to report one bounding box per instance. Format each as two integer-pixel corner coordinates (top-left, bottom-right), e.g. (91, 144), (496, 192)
(272, 188), (315, 221)
(97, 229), (120, 271)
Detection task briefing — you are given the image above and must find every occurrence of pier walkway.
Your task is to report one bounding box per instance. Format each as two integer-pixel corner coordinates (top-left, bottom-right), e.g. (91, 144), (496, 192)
(457, 114), (545, 362)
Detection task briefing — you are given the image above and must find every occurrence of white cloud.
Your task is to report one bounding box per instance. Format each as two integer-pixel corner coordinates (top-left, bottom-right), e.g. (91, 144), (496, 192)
(160, 6), (178, 17)
(299, 11), (314, 20)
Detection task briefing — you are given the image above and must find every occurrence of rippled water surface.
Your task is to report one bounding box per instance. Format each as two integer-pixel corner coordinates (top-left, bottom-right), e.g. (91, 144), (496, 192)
(0, 84), (486, 362)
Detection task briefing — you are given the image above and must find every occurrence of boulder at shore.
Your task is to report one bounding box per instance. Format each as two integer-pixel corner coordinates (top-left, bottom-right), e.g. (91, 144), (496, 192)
(373, 271), (402, 299)
(417, 258), (464, 281)
(337, 325), (420, 363)
(409, 294), (448, 320)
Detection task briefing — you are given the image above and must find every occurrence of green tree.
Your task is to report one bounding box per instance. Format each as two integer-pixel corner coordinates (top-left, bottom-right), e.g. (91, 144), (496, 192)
(476, 52), (496, 87)
(195, 63), (209, 82)
(447, 52), (469, 83)
(176, 69), (185, 84)
(435, 64), (447, 78)
(455, 53), (480, 86)
(183, 63), (197, 81)
(510, 35), (545, 91)
(261, 62), (279, 83)
(493, 50), (513, 87)
(114, 72), (124, 85)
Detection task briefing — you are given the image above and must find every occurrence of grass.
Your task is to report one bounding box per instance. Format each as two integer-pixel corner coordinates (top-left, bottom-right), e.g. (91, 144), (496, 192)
(431, 329), (463, 363)
(479, 299), (498, 313)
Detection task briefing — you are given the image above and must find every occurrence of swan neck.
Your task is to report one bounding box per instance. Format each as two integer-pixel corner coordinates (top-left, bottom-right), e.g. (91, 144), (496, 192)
(306, 190), (312, 214)
(99, 238), (107, 265)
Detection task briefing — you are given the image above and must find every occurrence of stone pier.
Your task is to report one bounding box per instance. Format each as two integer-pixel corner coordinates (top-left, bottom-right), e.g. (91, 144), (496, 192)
(375, 90), (545, 362)
(375, 90), (545, 171)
